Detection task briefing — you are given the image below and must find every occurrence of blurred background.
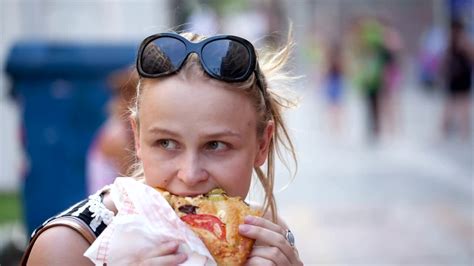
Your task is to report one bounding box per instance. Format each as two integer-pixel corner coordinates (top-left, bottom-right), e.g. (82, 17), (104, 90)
(0, 0), (472, 265)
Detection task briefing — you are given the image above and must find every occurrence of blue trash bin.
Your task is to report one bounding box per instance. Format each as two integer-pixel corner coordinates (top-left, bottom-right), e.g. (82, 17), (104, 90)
(5, 41), (136, 234)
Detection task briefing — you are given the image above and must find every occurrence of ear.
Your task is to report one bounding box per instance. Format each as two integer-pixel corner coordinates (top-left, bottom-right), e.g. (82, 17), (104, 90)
(130, 118), (141, 160)
(254, 121), (274, 167)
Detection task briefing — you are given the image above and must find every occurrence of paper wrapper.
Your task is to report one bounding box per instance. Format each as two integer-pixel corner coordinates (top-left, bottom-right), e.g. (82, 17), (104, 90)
(84, 177), (216, 265)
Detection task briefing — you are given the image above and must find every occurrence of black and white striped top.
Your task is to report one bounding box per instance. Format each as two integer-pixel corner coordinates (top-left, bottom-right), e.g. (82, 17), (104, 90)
(30, 186), (115, 241)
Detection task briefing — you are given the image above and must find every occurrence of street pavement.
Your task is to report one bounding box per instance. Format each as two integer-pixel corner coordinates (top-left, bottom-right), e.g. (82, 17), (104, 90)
(274, 80), (473, 265)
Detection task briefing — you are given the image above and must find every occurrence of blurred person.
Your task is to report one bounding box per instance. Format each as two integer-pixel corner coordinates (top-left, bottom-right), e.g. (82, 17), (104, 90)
(441, 18), (473, 141)
(86, 69), (137, 194)
(380, 20), (404, 138)
(21, 31), (303, 265)
(322, 40), (345, 136)
(351, 17), (389, 141)
(418, 25), (446, 90)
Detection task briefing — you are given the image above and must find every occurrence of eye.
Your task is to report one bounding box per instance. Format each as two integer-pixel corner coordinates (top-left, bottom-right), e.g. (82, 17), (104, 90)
(157, 139), (179, 150)
(206, 141), (227, 151)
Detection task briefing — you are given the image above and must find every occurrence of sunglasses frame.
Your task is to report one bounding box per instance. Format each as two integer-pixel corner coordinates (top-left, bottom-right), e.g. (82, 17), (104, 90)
(136, 32), (266, 92)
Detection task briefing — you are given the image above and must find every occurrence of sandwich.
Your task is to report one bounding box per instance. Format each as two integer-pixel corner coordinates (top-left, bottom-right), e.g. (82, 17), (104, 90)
(157, 188), (261, 265)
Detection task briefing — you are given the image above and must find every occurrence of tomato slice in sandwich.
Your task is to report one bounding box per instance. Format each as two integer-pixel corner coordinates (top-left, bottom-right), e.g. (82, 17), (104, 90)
(181, 214), (227, 241)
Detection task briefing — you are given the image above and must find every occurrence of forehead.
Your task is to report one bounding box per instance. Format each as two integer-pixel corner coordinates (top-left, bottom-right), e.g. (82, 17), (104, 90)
(138, 76), (257, 132)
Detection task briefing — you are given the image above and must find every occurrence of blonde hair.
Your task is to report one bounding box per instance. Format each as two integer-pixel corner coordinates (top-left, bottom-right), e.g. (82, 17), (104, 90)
(129, 32), (297, 222)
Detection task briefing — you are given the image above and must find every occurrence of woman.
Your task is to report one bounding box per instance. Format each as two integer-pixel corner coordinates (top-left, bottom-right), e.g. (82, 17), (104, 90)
(23, 32), (302, 265)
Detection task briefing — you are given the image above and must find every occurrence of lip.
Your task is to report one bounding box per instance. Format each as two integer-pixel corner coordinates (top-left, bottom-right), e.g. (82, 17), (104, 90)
(168, 190), (210, 197)
(180, 192), (206, 197)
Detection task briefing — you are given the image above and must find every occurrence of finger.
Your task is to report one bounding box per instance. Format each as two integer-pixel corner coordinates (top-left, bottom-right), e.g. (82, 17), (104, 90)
(247, 245), (290, 265)
(144, 241), (180, 257)
(244, 216), (286, 236)
(239, 224), (294, 263)
(245, 255), (276, 266)
(140, 253), (187, 266)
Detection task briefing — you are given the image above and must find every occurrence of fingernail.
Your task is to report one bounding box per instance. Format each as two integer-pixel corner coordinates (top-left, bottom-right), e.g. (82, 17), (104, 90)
(239, 224), (250, 233)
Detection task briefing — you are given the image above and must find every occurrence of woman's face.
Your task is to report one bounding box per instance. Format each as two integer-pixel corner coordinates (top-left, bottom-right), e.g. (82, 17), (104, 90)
(132, 76), (272, 198)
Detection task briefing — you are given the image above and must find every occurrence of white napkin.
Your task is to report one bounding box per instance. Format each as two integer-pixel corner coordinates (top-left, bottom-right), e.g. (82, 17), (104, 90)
(84, 177), (216, 265)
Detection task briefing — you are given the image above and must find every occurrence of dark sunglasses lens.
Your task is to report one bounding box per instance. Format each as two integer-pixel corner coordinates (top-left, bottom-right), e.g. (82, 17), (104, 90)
(202, 40), (251, 80)
(141, 37), (186, 75)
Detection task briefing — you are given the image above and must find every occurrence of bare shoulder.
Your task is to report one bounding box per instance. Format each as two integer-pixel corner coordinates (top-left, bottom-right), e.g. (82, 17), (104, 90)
(27, 226), (93, 265)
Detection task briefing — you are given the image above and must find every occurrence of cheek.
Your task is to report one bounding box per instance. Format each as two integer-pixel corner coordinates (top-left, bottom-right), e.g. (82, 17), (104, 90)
(143, 163), (174, 188)
(140, 148), (174, 187)
(211, 154), (254, 198)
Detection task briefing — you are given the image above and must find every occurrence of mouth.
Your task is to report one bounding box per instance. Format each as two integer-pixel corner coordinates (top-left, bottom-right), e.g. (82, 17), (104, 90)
(179, 192), (207, 197)
(157, 188), (210, 198)
(156, 187), (224, 198)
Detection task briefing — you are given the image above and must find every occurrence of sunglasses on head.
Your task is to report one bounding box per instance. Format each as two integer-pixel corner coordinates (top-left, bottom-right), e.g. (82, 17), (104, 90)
(136, 32), (265, 92)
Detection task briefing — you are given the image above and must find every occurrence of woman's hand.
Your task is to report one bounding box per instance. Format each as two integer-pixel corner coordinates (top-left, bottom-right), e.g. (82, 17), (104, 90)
(138, 241), (187, 266)
(239, 216), (303, 265)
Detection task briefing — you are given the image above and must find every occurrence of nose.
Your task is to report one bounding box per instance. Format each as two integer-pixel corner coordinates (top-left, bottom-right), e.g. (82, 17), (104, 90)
(177, 152), (209, 186)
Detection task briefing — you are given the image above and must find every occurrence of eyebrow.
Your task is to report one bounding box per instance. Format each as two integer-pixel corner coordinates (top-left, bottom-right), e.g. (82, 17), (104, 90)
(205, 130), (242, 140)
(148, 127), (181, 138)
(148, 127), (242, 139)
